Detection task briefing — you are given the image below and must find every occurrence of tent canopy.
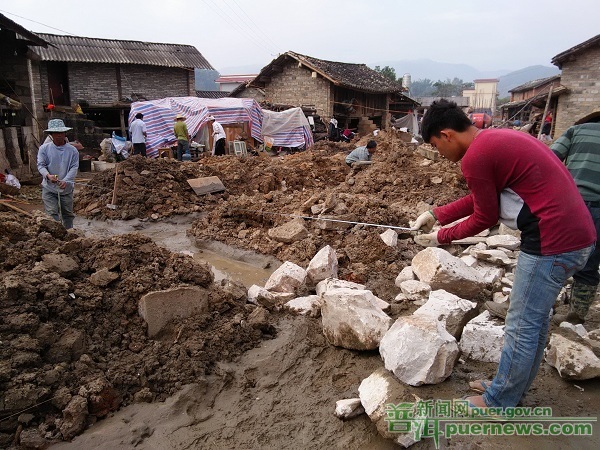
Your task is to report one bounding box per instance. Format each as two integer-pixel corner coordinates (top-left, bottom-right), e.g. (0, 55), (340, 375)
(129, 97), (262, 158)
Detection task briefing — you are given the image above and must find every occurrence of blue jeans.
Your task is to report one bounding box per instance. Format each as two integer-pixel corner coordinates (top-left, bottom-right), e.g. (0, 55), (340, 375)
(42, 188), (75, 229)
(483, 245), (594, 408)
(573, 203), (600, 286)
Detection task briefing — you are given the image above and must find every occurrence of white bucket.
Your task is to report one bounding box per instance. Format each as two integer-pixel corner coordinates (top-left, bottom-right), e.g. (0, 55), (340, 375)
(92, 161), (116, 172)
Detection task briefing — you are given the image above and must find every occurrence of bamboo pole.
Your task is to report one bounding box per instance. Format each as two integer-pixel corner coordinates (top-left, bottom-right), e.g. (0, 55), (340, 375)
(537, 86), (554, 140)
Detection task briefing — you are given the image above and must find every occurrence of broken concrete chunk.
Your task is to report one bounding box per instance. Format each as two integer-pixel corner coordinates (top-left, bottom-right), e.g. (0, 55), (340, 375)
(545, 333), (600, 380)
(264, 261), (307, 293)
(379, 229), (398, 247)
(394, 266), (415, 286)
(321, 288), (392, 350)
(267, 218), (309, 244)
(306, 245), (338, 285)
(138, 287), (209, 337)
(486, 234), (521, 250)
(413, 289), (478, 339)
(459, 311), (505, 363)
(474, 264), (504, 285)
(558, 322), (588, 338)
(247, 285), (293, 310)
(499, 223), (521, 238)
(460, 254), (478, 267)
(334, 398), (365, 420)
(380, 315), (459, 386)
(315, 277), (365, 296)
(284, 295), (321, 317)
(411, 247), (485, 298)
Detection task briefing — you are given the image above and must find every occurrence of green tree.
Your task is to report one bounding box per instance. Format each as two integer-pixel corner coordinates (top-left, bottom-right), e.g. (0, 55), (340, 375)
(410, 78), (435, 97)
(432, 78), (470, 97)
(374, 65), (397, 82)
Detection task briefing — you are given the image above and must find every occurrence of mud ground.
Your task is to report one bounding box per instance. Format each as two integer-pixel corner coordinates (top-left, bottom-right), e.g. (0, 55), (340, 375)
(1, 132), (599, 449)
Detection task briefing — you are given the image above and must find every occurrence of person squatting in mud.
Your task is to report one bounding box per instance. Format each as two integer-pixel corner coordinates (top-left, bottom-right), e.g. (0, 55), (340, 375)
(410, 99), (596, 411)
(37, 119), (80, 229)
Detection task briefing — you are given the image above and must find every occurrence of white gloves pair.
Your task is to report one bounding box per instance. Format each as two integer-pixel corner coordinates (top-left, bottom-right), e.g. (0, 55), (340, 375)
(411, 210), (439, 247)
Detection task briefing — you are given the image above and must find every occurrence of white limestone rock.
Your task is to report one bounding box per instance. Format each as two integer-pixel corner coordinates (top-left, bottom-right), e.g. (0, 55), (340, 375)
(411, 247), (486, 299)
(470, 248), (513, 266)
(380, 229), (398, 247)
(559, 322), (588, 338)
(315, 277), (365, 296)
(460, 254), (478, 267)
(334, 398), (365, 420)
(545, 333), (600, 380)
(499, 223), (521, 238)
(284, 295), (321, 317)
(321, 288), (392, 350)
(486, 234), (521, 251)
(492, 292), (509, 304)
(264, 261), (307, 293)
(399, 280), (431, 302)
(413, 289), (478, 339)
(474, 263), (505, 285)
(358, 368), (422, 447)
(247, 285), (294, 309)
(379, 315), (459, 386)
(306, 245), (338, 286)
(459, 311), (505, 363)
(395, 266), (415, 287)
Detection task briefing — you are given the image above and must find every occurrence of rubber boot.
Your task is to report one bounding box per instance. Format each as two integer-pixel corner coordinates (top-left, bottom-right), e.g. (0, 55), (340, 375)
(553, 282), (597, 325)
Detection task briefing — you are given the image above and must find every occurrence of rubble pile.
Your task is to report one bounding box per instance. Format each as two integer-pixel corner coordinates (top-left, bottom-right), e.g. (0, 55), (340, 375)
(188, 134), (468, 295)
(0, 211), (274, 447)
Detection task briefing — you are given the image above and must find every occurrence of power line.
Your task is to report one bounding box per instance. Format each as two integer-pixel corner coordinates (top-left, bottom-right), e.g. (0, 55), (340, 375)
(0, 8), (76, 36)
(226, 0), (283, 54)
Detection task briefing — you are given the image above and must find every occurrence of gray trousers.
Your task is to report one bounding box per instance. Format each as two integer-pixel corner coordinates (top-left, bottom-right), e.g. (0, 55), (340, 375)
(42, 188), (75, 229)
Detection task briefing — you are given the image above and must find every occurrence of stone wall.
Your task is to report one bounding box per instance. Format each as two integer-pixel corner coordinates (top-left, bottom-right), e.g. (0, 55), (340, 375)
(555, 45), (600, 138)
(264, 62), (332, 119)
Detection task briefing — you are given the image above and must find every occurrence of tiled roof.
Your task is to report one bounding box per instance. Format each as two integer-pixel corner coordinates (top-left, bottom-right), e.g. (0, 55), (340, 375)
(32, 33), (213, 69)
(509, 75), (561, 93)
(0, 12), (48, 47)
(551, 34), (600, 69)
(233, 51), (404, 95)
(196, 90), (230, 99)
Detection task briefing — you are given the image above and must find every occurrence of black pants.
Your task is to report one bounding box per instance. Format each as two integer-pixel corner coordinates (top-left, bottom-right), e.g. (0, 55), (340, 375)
(133, 142), (147, 157)
(215, 138), (226, 156)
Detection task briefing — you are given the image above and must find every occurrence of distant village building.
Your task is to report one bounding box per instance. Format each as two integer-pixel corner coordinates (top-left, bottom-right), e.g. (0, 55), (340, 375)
(230, 51), (419, 132)
(551, 33), (600, 137)
(215, 74), (257, 93)
(462, 79), (499, 115)
(500, 75), (563, 129)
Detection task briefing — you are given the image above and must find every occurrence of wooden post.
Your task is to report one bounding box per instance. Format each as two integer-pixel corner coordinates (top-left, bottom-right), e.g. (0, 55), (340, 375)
(537, 86), (553, 140)
(120, 109), (126, 139)
(110, 163), (119, 207)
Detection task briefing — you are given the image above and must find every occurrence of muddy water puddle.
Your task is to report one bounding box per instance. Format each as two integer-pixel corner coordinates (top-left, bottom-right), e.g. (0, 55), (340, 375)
(74, 215), (278, 287)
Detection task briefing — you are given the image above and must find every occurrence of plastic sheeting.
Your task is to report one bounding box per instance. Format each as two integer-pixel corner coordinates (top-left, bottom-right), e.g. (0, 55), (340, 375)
(259, 107), (314, 149)
(129, 97), (263, 158)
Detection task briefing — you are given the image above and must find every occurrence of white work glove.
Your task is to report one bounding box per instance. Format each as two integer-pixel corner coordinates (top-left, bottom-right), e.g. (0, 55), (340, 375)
(410, 210), (436, 232)
(414, 231), (440, 247)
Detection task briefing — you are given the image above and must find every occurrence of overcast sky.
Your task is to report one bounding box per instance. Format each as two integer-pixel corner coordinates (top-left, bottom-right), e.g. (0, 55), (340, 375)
(2, 0), (598, 74)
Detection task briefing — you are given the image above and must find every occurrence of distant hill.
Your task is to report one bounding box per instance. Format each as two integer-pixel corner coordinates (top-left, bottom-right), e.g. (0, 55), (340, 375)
(195, 69), (220, 91)
(369, 59), (560, 97)
(497, 65), (560, 97)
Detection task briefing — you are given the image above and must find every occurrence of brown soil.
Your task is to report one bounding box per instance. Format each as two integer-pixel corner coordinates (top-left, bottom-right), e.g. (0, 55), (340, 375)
(1, 132), (598, 449)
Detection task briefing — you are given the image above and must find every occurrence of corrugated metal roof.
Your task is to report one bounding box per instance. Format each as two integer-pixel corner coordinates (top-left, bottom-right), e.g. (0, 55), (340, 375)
(33, 33), (213, 69)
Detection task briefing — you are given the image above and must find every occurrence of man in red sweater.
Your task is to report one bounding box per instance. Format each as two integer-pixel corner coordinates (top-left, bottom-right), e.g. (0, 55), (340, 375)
(412, 100), (595, 411)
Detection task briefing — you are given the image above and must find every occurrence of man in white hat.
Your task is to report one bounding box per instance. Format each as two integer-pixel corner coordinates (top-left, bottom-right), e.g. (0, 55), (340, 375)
(173, 114), (190, 161)
(207, 115), (226, 156)
(37, 119), (80, 228)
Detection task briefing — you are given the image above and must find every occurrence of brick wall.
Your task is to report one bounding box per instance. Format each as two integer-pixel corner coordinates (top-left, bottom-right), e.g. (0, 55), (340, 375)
(264, 62), (332, 118)
(555, 46), (600, 138)
(63, 63), (194, 105)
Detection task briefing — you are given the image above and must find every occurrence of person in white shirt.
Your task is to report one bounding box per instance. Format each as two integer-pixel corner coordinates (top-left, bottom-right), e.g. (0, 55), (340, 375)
(129, 113), (147, 157)
(207, 115), (226, 156)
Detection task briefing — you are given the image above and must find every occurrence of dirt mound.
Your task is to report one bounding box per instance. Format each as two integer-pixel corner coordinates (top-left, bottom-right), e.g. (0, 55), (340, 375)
(188, 134), (468, 295)
(74, 156), (223, 221)
(0, 211), (274, 447)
